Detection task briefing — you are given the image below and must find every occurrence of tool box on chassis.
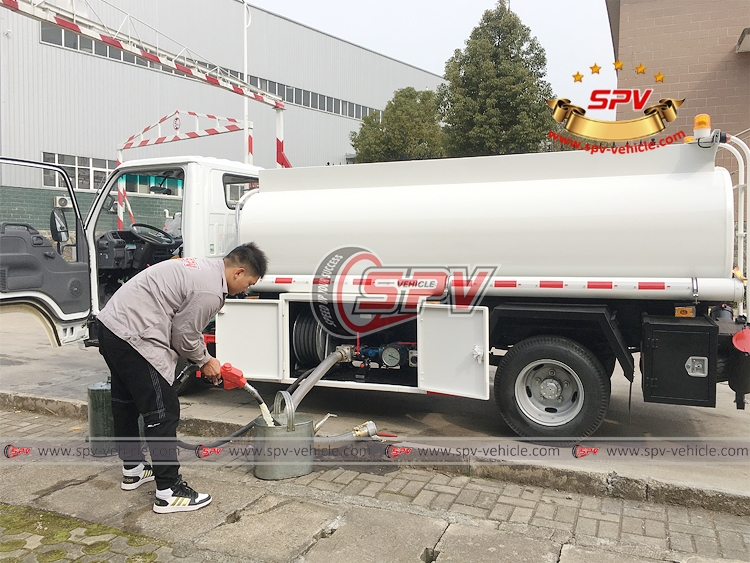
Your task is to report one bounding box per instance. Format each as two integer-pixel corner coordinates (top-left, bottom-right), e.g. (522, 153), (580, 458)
(0, 127), (748, 439)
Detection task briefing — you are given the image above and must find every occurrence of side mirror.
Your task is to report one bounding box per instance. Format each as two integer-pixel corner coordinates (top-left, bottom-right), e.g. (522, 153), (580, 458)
(50, 209), (69, 243)
(103, 194), (119, 214)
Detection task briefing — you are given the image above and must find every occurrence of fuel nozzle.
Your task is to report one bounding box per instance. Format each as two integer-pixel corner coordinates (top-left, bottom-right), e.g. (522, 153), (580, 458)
(211, 363), (265, 406)
(224, 363), (264, 406)
(219, 362), (247, 390)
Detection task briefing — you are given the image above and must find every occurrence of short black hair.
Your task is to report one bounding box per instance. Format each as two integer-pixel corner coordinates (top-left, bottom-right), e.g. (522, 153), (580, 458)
(224, 242), (268, 278)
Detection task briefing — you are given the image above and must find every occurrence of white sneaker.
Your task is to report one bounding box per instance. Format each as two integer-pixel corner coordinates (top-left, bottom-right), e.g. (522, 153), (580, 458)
(121, 463), (155, 491)
(153, 478), (212, 514)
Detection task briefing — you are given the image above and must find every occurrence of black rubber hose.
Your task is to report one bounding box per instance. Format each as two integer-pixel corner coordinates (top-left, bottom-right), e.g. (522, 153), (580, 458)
(187, 419), (257, 456)
(286, 368), (315, 396)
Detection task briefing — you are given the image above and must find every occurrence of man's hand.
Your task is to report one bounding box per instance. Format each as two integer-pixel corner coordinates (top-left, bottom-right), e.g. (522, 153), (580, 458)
(200, 357), (222, 385)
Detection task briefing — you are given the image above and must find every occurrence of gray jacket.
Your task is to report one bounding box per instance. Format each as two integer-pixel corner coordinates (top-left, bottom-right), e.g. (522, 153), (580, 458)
(97, 257), (227, 384)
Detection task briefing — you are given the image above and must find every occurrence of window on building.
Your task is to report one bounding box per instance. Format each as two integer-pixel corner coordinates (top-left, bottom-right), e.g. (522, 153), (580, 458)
(79, 36), (93, 54)
(40, 22), (62, 45)
(63, 30), (78, 50)
(42, 152), (57, 187)
(107, 45), (121, 61)
(94, 40), (107, 57)
(41, 152), (119, 190)
(39, 22), (380, 122)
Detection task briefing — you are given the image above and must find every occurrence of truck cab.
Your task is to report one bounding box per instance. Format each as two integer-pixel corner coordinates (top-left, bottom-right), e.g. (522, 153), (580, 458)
(0, 156), (261, 345)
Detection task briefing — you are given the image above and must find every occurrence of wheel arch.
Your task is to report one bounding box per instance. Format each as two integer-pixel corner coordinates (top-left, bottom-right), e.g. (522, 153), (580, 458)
(0, 299), (66, 346)
(489, 303), (634, 381)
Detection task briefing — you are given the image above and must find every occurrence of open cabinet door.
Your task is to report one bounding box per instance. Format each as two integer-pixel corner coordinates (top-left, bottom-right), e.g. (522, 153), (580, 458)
(417, 303), (489, 399)
(0, 158), (91, 345)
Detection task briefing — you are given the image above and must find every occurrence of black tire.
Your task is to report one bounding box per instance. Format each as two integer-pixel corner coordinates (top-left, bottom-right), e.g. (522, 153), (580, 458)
(173, 357), (199, 396)
(494, 335), (610, 439)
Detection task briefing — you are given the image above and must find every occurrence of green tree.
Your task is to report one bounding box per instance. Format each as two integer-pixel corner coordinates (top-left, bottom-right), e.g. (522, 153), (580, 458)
(350, 87), (445, 163)
(439, 1), (556, 157)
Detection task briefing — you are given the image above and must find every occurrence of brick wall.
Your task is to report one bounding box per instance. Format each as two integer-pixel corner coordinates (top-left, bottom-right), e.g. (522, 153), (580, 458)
(0, 185), (182, 235)
(616, 0), (750, 264)
(616, 0), (750, 183)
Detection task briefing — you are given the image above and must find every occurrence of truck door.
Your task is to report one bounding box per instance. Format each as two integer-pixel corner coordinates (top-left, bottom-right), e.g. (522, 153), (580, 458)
(200, 170), (259, 259)
(0, 158), (91, 345)
(417, 303), (490, 399)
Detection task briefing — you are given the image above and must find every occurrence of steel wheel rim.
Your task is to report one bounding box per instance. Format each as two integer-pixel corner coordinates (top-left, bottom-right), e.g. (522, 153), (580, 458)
(514, 359), (584, 427)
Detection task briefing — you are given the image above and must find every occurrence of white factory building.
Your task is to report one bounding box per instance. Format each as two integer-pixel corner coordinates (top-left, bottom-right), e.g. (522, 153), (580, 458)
(0, 0), (443, 192)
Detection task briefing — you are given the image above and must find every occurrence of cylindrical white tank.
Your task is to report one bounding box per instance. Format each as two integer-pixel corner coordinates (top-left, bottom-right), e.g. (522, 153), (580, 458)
(240, 146), (733, 282)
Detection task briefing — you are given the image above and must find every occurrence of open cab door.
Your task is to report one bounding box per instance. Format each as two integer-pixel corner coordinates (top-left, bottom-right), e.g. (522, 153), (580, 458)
(0, 158), (91, 346)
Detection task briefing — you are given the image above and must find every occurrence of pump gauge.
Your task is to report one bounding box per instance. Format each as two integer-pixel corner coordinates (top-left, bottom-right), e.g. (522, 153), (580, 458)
(380, 344), (408, 367)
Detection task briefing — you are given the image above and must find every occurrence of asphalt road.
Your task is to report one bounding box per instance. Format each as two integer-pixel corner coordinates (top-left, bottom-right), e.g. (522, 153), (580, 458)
(1, 311), (747, 440)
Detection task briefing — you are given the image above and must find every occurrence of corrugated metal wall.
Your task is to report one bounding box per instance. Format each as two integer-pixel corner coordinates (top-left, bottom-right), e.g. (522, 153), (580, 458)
(0, 1), (444, 170)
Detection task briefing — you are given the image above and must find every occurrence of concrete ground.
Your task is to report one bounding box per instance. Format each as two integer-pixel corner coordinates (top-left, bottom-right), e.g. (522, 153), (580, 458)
(1, 312), (749, 507)
(1, 312), (750, 561)
(1, 408), (749, 563)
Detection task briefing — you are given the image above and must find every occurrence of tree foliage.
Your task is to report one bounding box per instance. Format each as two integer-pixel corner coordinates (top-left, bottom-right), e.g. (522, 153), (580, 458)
(438, 1), (556, 157)
(350, 87), (445, 163)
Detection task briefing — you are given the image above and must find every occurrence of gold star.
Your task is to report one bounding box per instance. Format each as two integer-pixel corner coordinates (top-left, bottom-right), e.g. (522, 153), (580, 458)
(654, 71), (665, 83)
(590, 63), (601, 74)
(635, 63), (647, 74)
(573, 71), (584, 82)
(613, 60), (624, 71)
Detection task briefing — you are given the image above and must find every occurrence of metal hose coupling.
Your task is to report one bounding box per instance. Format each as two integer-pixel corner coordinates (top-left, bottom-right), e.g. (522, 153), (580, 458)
(352, 421), (378, 438)
(335, 344), (355, 362)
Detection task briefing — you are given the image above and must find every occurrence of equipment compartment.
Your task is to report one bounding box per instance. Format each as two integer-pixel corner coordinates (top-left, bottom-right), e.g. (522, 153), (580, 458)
(641, 315), (718, 407)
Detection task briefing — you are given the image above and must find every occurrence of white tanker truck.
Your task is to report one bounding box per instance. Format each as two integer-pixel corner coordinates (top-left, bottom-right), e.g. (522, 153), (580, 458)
(1, 125), (748, 438)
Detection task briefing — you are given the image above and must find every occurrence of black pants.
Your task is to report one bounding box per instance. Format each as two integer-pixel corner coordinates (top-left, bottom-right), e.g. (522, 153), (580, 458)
(98, 322), (180, 490)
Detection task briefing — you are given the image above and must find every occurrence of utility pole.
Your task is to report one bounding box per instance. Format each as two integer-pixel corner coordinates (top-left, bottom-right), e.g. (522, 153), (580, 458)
(243, 1), (252, 164)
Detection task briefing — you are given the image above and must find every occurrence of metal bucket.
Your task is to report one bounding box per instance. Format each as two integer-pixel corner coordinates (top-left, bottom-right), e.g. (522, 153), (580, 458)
(87, 381), (116, 457)
(254, 391), (314, 480)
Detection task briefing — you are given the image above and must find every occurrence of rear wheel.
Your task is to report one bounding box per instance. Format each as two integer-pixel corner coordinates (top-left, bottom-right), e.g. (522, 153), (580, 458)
(495, 335), (610, 438)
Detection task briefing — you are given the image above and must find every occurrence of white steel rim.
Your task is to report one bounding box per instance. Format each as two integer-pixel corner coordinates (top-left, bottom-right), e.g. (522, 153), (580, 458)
(514, 359), (584, 427)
